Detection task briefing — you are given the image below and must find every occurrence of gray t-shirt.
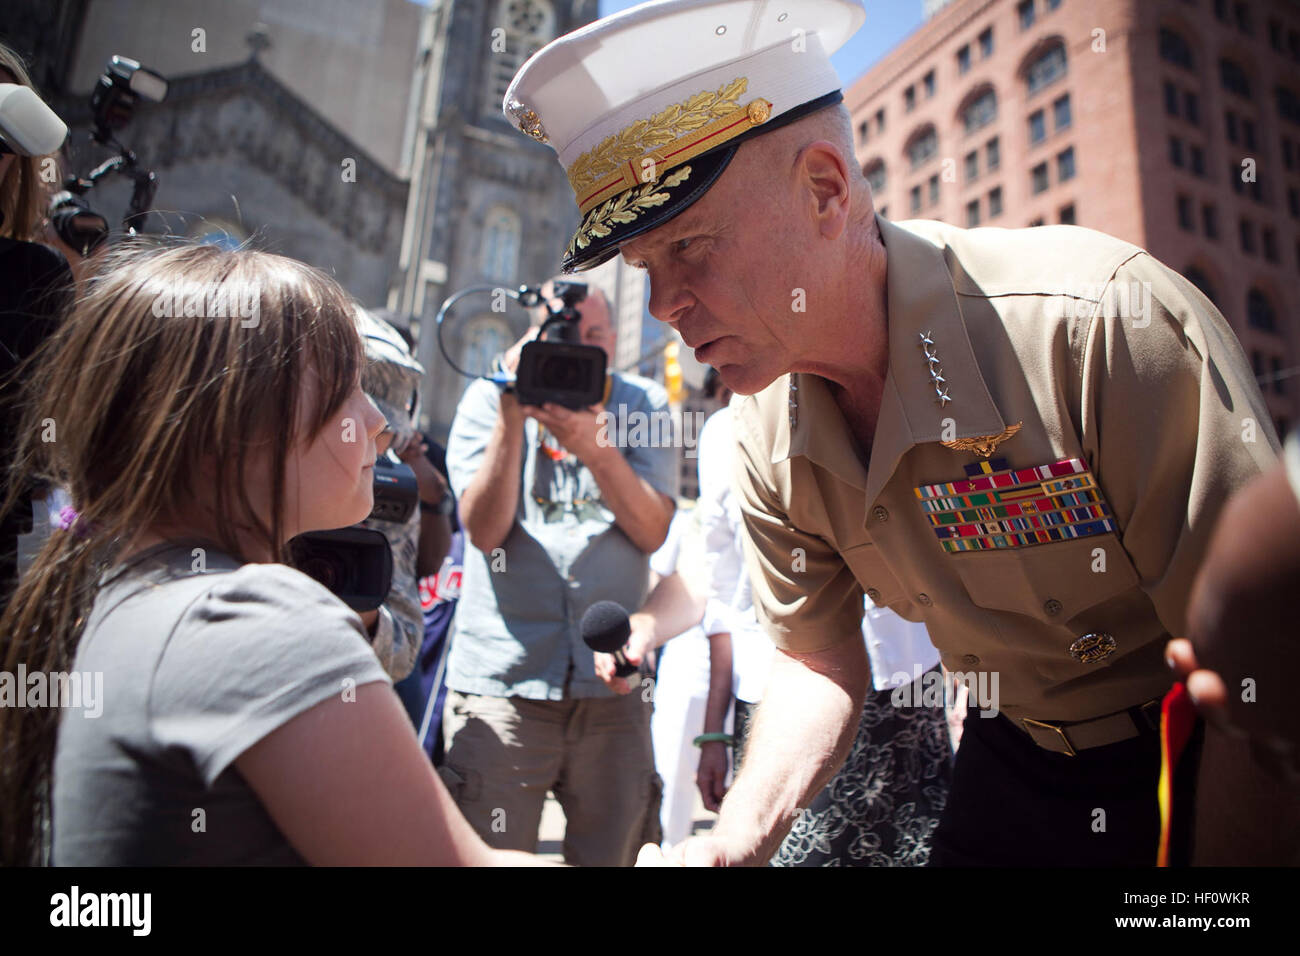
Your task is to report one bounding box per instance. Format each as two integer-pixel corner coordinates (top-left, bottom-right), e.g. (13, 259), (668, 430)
(52, 540), (391, 865)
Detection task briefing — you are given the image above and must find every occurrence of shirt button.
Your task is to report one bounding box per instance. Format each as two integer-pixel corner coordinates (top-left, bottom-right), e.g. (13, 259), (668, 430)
(1044, 598), (1063, 617)
(917, 592), (933, 606)
(872, 506), (889, 522)
(961, 654), (980, 667)
(866, 587), (882, 603)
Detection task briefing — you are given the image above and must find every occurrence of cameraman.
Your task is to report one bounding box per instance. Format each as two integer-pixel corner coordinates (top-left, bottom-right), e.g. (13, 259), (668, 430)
(443, 282), (677, 865)
(354, 306), (453, 680)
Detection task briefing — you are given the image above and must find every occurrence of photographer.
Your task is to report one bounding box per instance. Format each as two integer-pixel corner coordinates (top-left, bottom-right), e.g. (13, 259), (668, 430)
(0, 44), (73, 615)
(443, 281), (677, 865)
(353, 305), (452, 680)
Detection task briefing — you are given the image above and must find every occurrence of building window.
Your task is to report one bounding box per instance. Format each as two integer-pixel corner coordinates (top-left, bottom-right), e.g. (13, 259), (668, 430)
(924, 70), (936, 99)
(1277, 86), (1300, 125)
(907, 126), (938, 169)
(967, 199), (981, 227)
(1190, 145), (1205, 176)
(1032, 161), (1049, 194)
(929, 173), (940, 205)
(1270, 19), (1283, 52)
(1159, 27), (1195, 70)
(864, 159), (887, 194)
(1029, 110), (1047, 144)
(462, 317), (511, 378)
(1234, 1), (1251, 35)
(979, 27), (994, 59)
(962, 88), (997, 134)
(1169, 136), (1184, 167)
(965, 150), (979, 182)
(1284, 138), (1294, 170)
(1243, 118), (1257, 151)
(1053, 94), (1071, 131)
(876, 107), (886, 132)
(1247, 288), (1276, 331)
(1240, 218), (1256, 254)
(1291, 31), (1300, 62)
(1029, 217), (1045, 227)
(989, 186), (1003, 217)
(1289, 186), (1300, 219)
(1214, 0), (1229, 22)
(1018, 0), (1035, 31)
(1226, 110), (1239, 143)
(1220, 58), (1251, 98)
(1057, 146), (1076, 182)
(1184, 91), (1199, 125)
(481, 206), (521, 280)
(957, 44), (971, 75)
(484, 0), (555, 118)
(879, 205), (889, 219)
(1271, 357), (1285, 395)
(911, 185), (923, 213)
(905, 85), (916, 112)
(858, 119), (869, 143)
(1263, 227), (1278, 261)
(1164, 81), (1180, 117)
(1185, 266), (1217, 306)
(1177, 194), (1194, 231)
(986, 136), (1000, 170)
(1046, 0), (1062, 10)
(1202, 203), (1219, 239)
(1059, 203), (1075, 224)
(1025, 42), (1067, 95)
(1230, 163), (1245, 193)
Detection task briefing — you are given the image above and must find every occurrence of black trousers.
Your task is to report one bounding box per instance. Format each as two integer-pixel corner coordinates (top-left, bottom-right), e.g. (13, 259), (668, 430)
(930, 709), (1165, 866)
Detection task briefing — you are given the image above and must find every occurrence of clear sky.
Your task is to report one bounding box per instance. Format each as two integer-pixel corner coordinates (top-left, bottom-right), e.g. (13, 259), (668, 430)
(596, 0), (925, 88)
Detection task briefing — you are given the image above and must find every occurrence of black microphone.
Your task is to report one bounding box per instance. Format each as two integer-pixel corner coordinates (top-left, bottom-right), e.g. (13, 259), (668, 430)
(581, 600), (638, 678)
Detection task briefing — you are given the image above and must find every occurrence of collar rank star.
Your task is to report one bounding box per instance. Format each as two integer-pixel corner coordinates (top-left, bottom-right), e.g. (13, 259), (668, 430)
(918, 331), (950, 407)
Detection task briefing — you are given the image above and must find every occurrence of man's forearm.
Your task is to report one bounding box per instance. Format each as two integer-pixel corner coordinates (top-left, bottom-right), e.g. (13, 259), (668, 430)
(630, 571), (706, 650)
(459, 407), (523, 554)
(711, 635), (869, 864)
(703, 632), (733, 734)
(585, 447), (672, 553)
(416, 511), (452, 580)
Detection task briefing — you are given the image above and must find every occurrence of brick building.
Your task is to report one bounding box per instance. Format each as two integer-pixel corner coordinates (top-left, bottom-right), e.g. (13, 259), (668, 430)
(847, 0), (1300, 436)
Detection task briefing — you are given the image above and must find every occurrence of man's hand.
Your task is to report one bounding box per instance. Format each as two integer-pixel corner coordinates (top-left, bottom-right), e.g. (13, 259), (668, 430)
(522, 402), (611, 468)
(395, 435), (449, 507)
(696, 741), (729, 812)
(593, 618), (653, 694)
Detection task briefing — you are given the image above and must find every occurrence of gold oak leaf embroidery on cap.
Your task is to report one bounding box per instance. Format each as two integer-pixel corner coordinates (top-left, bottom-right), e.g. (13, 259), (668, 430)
(566, 165), (693, 259)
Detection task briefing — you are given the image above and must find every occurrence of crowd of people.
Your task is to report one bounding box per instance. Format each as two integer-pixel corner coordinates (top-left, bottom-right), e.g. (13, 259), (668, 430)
(3, 0), (1298, 871)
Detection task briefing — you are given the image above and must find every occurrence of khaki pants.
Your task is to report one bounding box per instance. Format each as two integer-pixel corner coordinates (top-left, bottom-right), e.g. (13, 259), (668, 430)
(440, 689), (662, 866)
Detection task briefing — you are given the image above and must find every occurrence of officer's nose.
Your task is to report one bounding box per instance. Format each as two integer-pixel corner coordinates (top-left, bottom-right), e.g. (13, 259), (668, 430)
(645, 272), (693, 329)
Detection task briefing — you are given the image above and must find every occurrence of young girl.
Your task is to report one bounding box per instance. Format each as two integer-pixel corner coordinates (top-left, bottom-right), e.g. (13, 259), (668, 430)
(0, 243), (543, 865)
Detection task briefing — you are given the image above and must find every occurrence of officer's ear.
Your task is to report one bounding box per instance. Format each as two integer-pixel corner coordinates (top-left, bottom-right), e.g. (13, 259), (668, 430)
(797, 140), (852, 242)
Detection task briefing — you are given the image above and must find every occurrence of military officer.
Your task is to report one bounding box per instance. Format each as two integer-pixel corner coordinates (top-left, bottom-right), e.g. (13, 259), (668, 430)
(502, 0), (1280, 865)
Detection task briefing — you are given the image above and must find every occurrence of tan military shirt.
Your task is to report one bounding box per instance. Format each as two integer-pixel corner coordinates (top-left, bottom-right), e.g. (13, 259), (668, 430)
(732, 216), (1280, 723)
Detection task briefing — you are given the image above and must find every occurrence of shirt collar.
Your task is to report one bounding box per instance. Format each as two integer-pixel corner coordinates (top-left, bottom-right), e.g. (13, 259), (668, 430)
(773, 215), (1009, 505)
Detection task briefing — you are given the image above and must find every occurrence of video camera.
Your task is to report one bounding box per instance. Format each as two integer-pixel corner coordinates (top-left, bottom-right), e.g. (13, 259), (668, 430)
(51, 55), (167, 253)
(288, 456), (420, 613)
(436, 279), (607, 410)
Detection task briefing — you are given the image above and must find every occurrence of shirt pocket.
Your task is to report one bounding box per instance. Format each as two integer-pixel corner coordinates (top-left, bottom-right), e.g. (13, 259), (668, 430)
(949, 533), (1140, 627)
(840, 541), (911, 612)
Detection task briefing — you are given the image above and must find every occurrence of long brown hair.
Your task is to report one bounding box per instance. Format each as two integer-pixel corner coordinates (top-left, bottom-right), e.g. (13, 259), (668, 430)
(0, 43), (54, 242)
(0, 242), (364, 864)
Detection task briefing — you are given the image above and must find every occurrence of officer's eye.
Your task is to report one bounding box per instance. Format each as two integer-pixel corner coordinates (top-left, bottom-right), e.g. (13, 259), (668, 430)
(673, 236), (697, 254)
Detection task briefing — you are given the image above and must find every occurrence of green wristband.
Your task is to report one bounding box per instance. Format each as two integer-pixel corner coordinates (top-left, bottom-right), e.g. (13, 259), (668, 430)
(693, 733), (734, 748)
